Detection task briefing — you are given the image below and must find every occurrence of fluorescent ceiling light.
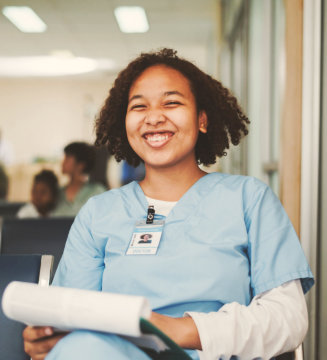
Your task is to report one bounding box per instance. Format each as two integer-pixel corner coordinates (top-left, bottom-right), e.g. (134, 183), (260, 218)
(0, 56), (115, 77)
(114, 6), (149, 33)
(2, 6), (47, 33)
(50, 50), (75, 58)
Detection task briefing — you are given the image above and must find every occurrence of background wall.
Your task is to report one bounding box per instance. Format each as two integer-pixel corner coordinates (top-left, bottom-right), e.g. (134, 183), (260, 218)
(0, 77), (114, 164)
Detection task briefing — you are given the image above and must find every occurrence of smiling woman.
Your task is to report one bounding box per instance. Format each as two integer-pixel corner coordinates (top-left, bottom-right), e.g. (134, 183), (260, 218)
(22, 48), (313, 360)
(95, 48), (249, 168)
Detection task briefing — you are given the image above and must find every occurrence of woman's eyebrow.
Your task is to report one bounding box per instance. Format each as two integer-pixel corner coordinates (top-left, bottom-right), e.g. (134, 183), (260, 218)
(128, 90), (185, 103)
(128, 94), (143, 103)
(163, 90), (185, 97)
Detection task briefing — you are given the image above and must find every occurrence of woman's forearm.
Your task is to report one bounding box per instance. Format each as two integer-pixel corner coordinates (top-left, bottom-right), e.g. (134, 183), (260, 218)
(149, 312), (202, 350)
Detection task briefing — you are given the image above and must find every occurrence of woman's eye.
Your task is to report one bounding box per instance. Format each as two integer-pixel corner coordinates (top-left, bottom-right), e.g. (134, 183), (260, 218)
(165, 101), (182, 106)
(130, 104), (146, 110)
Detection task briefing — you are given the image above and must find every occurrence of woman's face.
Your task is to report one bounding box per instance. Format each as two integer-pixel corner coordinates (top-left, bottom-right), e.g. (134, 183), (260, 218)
(143, 234), (150, 241)
(125, 65), (207, 171)
(31, 181), (54, 214)
(62, 155), (84, 176)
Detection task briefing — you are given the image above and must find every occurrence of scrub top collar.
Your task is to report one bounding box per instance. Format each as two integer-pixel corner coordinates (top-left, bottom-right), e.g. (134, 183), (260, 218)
(132, 172), (225, 224)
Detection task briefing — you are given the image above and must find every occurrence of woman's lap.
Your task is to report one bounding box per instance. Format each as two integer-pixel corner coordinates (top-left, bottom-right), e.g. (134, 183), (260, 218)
(46, 330), (152, 360)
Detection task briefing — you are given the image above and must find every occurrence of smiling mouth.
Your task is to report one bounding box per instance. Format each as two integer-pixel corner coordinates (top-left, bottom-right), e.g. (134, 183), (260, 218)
(143, 131), (174, 147)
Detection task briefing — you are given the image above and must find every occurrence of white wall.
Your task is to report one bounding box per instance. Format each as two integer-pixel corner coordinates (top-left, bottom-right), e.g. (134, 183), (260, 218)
(0, 76), (114, 164)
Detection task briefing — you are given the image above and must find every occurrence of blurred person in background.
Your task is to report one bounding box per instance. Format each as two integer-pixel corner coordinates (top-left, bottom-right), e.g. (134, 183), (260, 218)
(17, 169), (58, 218)
(52, 142), (106, 217)
(89, 145), (110, 189)
(121, 160), (145, 185)
(0, 164), (9, 201)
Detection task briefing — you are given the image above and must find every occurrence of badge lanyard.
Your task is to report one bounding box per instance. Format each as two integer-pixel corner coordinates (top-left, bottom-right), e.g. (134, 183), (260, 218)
(126, 206), (165, 255)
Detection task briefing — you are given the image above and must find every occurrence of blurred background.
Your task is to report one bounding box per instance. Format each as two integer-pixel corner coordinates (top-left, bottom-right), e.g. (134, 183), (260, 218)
(0, 0), (325, 358)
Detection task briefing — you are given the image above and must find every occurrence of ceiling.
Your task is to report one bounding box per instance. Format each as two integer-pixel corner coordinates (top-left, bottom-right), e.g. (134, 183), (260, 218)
(0, 0), (220, 78)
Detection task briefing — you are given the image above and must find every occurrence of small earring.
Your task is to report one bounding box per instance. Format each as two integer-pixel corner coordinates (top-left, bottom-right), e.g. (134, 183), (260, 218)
(199, 124), (207, 133)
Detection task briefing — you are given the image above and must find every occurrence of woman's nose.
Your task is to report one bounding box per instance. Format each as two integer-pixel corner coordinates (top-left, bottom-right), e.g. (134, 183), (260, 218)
(144, 110), (166, 126)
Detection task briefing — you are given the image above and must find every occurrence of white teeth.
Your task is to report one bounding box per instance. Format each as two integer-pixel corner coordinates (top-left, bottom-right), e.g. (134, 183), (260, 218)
(146, 134), (169, 142)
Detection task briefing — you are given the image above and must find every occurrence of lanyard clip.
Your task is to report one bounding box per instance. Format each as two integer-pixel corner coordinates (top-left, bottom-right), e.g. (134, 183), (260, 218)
(146, 205), (155, 224)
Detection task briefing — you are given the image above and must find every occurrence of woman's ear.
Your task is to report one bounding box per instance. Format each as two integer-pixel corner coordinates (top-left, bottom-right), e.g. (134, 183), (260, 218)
(198, 111), (208, 133)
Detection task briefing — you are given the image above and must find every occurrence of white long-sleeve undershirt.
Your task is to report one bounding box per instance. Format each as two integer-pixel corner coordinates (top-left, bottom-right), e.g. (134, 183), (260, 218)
(146, 197), (308, 359)
(186, 279), (308, 360)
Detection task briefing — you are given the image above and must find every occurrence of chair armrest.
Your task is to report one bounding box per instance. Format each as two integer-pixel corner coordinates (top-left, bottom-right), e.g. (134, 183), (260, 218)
(0, 216), (3, 250)
(275, 343), (303, 360)
(38, 255), (54, 287)
(294, 343), (303, 360)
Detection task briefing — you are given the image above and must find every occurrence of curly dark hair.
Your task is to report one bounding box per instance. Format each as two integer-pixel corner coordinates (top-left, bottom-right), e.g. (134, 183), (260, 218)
(95, 48), (249, 167)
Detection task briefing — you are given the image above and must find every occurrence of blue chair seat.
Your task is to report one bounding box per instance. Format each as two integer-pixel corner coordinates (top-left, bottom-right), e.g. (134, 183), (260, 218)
(0, 254), (53, 360)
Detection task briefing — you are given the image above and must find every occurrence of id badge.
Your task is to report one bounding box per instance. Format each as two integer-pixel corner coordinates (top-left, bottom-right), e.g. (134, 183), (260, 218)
(126, 219), (164, 255)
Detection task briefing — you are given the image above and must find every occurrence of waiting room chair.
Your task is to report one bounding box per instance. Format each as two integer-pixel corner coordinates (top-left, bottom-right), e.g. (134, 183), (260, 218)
(275, 344), (303, 360)
(0, 254), (53, 360)
(0, 217), (74, 275)
(0, 201), (25, 217)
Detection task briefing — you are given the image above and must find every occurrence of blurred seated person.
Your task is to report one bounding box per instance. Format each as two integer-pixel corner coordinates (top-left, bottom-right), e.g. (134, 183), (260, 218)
(52, 142), (106, 217)
(0, 164), (9, 201)
(17, 170), (58, 218)
(121, 160), (145, 185)
(89, 145), (110, 189)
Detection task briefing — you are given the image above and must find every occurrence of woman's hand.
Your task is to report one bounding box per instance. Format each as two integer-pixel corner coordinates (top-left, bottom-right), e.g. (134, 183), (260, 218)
(22, 326), (67, 360)
(150, 312), (202, 350)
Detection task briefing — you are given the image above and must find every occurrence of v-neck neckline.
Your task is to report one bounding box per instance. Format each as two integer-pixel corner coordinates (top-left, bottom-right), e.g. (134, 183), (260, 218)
(132, 172), (221, 223)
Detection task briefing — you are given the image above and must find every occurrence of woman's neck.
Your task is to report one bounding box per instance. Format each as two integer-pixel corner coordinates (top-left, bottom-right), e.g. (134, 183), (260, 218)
(139, 164), (207, 201)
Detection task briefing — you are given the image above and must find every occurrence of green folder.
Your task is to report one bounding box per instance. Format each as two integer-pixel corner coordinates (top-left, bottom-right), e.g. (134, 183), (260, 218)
(139, 318), (193, 360)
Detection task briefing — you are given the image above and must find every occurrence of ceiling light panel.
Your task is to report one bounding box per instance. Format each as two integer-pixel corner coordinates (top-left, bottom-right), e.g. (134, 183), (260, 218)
(0, 56), (103, 77)
(2, 6), (47, 33)
(114, 6), (149, 33)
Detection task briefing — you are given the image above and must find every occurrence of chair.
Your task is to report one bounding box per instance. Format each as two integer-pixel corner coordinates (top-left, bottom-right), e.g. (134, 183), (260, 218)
(0, 217), (74, 275)
(275, 344), (303, 360)
(276, 351), (294, 359)
(0, 254), (53, 360)
(0, 201), (25, 217)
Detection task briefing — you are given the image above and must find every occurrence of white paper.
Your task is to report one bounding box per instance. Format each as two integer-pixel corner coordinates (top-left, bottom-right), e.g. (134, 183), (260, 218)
(2, 281), (151, 337)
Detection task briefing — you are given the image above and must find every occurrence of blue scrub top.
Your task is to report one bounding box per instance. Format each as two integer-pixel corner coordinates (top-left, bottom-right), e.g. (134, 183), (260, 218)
(53, 172), (313, 319)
